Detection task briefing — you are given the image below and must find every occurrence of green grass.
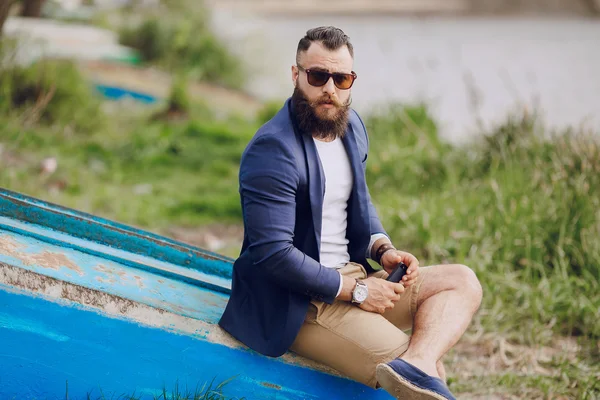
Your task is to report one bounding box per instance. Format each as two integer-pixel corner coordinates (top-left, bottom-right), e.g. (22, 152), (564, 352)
(0, 115), (254, 227)
(61, 378), (246, 400)
(365, 104), (600, 341)
(0, 57), (256, 228)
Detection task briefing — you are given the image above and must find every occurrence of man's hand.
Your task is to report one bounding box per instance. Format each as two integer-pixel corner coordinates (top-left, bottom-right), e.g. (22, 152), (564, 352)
(381, 249), (420, 287)
(358, 276), (405, 314)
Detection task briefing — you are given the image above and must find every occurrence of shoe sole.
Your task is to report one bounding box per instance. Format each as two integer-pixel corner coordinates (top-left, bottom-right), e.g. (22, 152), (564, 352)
(376, 364), (448, 400)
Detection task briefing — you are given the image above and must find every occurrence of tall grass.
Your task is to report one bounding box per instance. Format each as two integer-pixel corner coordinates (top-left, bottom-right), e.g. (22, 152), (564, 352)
(365, 104), (600, 343)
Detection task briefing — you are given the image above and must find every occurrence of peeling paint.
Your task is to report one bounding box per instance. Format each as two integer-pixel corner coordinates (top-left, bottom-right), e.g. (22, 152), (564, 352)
(1, 263), (162, 326)
(94, 264), (112, 273)
(1, 215), (232, 294)
(0, 189), (235, 281)
(1, 236), (84, 276)
(0, 230), (228, 324)
(31, 251), (84, 276)
(0, 235), (23, 253)
(95, 276), (116, 285)
(133, 275), (145, 289)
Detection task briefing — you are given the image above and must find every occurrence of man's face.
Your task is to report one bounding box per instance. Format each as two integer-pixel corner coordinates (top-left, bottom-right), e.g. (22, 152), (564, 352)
(292, 42), (354, 137)
(292, 41), (354, 122)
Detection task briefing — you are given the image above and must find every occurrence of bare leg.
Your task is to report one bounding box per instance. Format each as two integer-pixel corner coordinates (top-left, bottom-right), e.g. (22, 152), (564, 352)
(400, 264), (482, 378)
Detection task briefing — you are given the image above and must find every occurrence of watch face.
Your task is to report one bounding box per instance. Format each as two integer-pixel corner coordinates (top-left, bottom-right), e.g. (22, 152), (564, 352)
(354, 284), (368, 303)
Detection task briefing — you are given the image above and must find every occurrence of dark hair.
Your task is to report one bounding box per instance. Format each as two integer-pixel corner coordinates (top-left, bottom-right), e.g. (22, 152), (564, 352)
(296, 26), (354, 64)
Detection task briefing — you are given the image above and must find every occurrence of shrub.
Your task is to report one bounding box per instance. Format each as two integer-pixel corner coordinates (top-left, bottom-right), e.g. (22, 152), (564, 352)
(0, 57), (104, 132)
(119, 13), (245, 89)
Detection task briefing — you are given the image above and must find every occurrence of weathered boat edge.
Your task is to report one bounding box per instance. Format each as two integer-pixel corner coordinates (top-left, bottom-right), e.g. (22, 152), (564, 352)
(0, 188), (394, 399)
(0, 188), (234, 281)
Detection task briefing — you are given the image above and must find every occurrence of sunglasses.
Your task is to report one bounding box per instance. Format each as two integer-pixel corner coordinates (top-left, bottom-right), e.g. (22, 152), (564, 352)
(297, 65), (357, 90)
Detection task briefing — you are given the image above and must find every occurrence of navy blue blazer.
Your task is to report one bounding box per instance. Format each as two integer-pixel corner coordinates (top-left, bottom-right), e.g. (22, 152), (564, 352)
(219, 98), (388, 357)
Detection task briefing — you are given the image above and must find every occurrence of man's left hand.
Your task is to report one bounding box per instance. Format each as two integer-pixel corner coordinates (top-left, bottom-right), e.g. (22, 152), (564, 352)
(381, 249), (420, 287)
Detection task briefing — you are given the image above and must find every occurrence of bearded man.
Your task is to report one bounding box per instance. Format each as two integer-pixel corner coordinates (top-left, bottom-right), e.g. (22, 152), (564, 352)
(219, 26), (482, 400)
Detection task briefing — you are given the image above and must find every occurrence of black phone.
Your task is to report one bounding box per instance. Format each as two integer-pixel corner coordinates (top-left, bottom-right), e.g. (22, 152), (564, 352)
(386, 262), (408, 283)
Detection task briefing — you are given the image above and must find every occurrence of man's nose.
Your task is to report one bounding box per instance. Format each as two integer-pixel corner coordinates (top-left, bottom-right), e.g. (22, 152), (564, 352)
(322, 77), (336, 96)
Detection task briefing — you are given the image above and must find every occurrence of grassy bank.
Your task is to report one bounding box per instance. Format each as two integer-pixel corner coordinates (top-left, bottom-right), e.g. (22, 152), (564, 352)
(366, 105), (600, 341)
(365, 105), (600, 398)
(0, 56), (599, 398)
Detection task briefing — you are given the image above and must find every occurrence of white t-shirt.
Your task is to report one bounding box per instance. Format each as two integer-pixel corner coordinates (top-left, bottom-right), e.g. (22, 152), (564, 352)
(313, 137), (353, 269)
(313, 137), (388, 297)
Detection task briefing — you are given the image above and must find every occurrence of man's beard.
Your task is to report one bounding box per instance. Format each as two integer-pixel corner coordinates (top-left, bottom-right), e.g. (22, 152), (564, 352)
(292, 86), (351, 141)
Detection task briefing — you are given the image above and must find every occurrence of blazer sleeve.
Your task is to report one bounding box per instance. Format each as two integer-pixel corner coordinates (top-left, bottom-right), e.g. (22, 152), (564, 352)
(354, 111), (389, 238)
(239, 134), (341, 304)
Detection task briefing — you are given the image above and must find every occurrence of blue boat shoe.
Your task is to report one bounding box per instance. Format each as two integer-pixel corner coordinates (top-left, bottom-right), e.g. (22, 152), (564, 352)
(376, 358), (456, 400)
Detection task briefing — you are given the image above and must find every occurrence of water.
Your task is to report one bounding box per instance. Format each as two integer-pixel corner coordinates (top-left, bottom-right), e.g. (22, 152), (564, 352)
(211, 11), (600, 142)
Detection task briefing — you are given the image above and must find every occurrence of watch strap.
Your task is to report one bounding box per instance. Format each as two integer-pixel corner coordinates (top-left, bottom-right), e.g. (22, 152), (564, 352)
(375, 243), (396, 265)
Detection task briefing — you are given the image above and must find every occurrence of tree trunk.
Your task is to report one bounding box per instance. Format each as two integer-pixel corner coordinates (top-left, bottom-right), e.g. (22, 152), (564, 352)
(0, 0), (15, 36)
(21, 0), (45, 18)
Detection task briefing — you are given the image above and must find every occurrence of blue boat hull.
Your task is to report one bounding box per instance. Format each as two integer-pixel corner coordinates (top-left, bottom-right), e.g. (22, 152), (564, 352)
(0, 189), (393, 400)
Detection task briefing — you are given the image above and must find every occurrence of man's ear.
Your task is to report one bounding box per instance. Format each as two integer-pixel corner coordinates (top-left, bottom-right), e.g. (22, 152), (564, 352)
(291, 65), (299, 87)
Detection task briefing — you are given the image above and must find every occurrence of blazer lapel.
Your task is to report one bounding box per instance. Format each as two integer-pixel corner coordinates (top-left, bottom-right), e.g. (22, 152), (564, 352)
(342, 124), (369, 237)
(288, 99), (326, 257)
(301, 134), (325, 256)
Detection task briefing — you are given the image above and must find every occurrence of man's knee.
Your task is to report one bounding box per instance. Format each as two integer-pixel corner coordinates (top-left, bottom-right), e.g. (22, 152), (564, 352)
(450, 264), (483, 307)
(419, 264), (483, 308)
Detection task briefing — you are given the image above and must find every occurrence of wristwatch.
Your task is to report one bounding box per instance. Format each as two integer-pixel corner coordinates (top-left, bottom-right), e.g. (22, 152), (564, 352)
(352, 279), (369, 305)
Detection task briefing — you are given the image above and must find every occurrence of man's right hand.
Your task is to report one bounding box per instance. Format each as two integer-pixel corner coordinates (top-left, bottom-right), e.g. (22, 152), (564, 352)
(358, 276), (405, 314)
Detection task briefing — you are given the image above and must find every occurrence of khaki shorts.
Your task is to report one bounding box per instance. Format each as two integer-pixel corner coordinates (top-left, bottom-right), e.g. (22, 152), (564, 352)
(290, 262), (429, 388)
